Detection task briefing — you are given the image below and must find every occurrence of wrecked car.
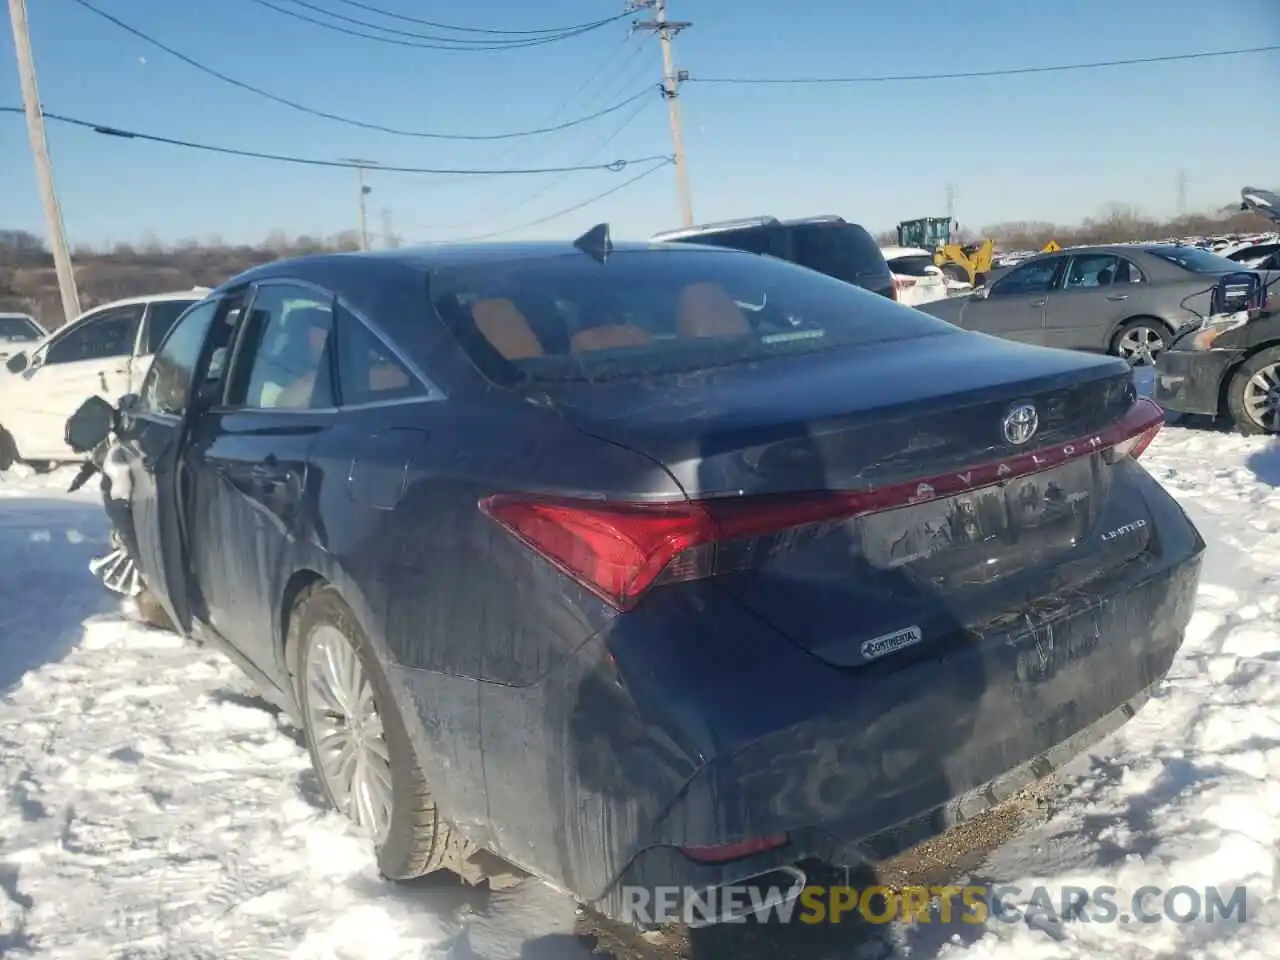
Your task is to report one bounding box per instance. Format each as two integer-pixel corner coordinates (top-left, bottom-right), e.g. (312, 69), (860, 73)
(67, 228), (1204, 926)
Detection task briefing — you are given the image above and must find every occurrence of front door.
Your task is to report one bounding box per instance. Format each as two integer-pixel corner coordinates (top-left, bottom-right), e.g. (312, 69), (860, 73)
(959, 256), (1067, 345)
(116, 297), (223, 632)
(184, 281), (337, 671)
(1042, 253), (1140, 352)
(8, 304), (143, 461)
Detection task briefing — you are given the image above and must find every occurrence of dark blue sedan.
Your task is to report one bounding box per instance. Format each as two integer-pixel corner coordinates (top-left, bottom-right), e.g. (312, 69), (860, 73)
(89, 232), (1203, 926)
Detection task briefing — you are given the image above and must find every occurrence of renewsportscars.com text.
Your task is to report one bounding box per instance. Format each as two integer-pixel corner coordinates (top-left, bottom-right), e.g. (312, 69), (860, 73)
(618, 883), (1250, 927)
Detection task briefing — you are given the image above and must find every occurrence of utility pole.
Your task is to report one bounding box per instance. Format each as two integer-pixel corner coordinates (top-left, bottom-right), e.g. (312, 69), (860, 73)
(342, 158), (375, 250)
(632, 0), (694, 227)
(945, 182), (956, 222)
(1175, 169), (1188, 219)
(8, 0), (80, 323)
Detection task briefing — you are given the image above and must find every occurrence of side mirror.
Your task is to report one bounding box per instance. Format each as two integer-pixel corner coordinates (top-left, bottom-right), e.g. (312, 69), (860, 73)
(65, 395), (117, 453)
(973, 285), (992, 301)
(5, 352), (27, 374)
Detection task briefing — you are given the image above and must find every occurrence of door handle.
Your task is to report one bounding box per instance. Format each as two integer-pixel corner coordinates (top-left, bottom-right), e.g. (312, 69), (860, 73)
(1106, 293), (1129, 301)
(98, 371), (109, 392)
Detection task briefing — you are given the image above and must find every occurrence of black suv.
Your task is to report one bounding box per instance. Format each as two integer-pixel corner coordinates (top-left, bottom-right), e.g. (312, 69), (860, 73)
(649, 214), (896, 301)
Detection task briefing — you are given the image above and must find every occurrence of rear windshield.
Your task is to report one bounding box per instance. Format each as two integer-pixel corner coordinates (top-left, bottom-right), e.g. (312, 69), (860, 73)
(886, 254), (937, 277)
(430, 247), (957, 384)
(1147, 245), (1245, 274)
(789, 223), (890, 280)
(0, 316), (39, 341)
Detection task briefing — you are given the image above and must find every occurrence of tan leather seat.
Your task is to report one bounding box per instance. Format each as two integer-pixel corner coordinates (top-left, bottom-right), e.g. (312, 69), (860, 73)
(471, 298), (544, 359)
(570, 324), (653, 353)
(677, 282), (751, 339)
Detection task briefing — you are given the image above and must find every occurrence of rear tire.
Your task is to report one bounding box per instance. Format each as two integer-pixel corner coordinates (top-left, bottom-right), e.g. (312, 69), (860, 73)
(941, 262), (970, 285)
(1226, 345), (1280, 436)
(289, 583), (523, 888)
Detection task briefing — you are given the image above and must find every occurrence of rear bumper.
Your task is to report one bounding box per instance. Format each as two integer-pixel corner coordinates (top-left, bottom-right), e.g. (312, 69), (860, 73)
(1154, 345), (1242, 416)
(591, 478), (1204, 920)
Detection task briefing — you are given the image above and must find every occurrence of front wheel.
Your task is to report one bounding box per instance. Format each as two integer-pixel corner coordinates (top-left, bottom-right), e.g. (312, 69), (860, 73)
(941, 262), (970, 285)
(1111, 319), (1170, 367)
(1226, 346), (1280, 436)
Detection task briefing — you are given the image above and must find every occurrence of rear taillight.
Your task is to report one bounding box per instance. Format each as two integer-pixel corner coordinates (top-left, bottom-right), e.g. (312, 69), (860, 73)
(893, 277), (917, 294)
(681, 834), (789, 864)
(480, 397), (1167, 611)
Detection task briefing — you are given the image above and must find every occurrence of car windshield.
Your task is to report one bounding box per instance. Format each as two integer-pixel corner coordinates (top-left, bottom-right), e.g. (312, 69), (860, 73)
(430, 247), (957, 384)
(1147, 245), (1246, 274)
(0, 316), (40, 341)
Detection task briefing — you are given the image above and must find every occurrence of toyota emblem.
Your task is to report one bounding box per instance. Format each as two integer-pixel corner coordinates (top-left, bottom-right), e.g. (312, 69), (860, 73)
(1002, 403), (1039, 445)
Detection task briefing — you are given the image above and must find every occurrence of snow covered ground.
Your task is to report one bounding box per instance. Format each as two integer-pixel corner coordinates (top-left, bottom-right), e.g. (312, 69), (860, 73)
(0, 406), (1278, 959)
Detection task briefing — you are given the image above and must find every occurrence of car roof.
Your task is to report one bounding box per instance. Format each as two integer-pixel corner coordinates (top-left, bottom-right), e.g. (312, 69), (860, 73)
(879, 245), (931, 258)
(223, 239), (747, 286)
(83, 287), (212, 313)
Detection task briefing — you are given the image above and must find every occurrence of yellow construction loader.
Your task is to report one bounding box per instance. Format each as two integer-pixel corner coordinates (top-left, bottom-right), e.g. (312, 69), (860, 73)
(894, 217), (995, 286)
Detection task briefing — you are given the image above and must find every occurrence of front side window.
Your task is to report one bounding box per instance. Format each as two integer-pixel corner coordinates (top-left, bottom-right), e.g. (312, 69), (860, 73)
(144, 300), (199, 354)
(990, 257), (1064, 296)
(230, 284), (335, 410)
(138, 300), (220, 416)
(431, 246), (958, 385)
(45, 305), (144, 365)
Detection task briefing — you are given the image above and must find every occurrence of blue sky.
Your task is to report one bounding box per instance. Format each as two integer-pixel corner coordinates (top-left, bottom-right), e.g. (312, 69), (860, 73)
(1, 0), (1277, 248)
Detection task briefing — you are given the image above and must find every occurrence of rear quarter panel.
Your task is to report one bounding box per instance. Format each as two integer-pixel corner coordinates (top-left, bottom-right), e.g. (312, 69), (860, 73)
(303, 395), (685, 853)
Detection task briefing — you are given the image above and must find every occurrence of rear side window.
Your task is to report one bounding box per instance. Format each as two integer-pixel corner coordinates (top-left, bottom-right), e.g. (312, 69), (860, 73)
(430, 247), (957, 385)
(789, 224), (889, 282)
(334, 305), (425, 405)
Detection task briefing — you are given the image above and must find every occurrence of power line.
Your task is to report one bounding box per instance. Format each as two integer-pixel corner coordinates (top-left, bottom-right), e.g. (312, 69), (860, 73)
(0, 106), (671, 175)
(423, 93), (657, 231)
(412, 34), (649, 187)
(325, 0), (625, 36)
(690, 45), (1280, 85)
(245, 0), (613, 50)
(408, 158), (672, 243)
(65, 0), (656, 140)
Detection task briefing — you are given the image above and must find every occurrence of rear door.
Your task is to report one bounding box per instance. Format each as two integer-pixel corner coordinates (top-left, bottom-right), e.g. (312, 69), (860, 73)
(958, 256), (1065, 344)
(183, 280), (337, 668)
(1041, 252), (1140, 351)
(117, 297), (224, 633)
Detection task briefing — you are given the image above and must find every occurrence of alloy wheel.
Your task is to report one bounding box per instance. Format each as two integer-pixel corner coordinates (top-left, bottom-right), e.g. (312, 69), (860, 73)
(1116, 325), (1165, 366)
(1241, 360), (1280, 434)
(304, 624), (394, 843)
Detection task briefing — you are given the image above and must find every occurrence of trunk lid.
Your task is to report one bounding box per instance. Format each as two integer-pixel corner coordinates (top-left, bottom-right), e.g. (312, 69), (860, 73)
(533, 334), (1150, 666)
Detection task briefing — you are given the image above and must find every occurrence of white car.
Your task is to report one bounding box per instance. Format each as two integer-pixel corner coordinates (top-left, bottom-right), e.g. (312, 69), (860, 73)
(880, 245), (951, 306)
(0, 312), (46, 365)
(0, 289), (208, 468)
